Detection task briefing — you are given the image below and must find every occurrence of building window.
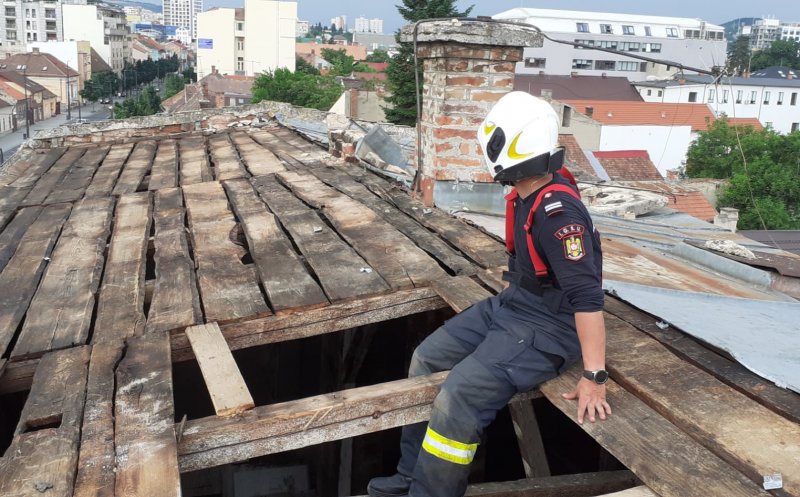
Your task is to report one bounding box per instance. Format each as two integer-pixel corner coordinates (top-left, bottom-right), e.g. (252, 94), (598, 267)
(763, 91), (771, 104)
(792, 122), (799, 132)
(688, 91), (698, 102)
(236, 21), (243, 31)
(616, 61), (640, 72)
(647, 89), (652, 96)
(765, 122), (773, 129)
(684, 29), (701, 39)
(736, 90), (743, 103)
(643, 43), (662, 53)
(596, 40), (618, 49)
(778, 92), (784, 105)
(749, 91), (757, 104)
(595, 60), (615, 70)
(600, 24), (613, 34)
(658, 90), (663, 97)
(666, 27), (678, 37)
(576, 22), (589, 33)
(574, 39), (593, 48)
(572, 59), (592, 70)
(792, 92), (798, 105)
(619, 41), (640, 51)
(644, 26), (652, 36)
(723, 89), (729, 103)
(622, 25), (635, 35)
(524, 57), (546, 68)
(708, 89), (715, 102)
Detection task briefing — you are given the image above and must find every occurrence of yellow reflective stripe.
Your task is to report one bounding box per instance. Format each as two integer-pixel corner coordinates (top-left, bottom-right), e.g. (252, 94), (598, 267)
(421, 427), (477, 465)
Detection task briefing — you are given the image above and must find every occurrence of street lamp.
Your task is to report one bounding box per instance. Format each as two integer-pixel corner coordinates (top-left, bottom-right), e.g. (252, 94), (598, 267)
(16, 64), (29, 139)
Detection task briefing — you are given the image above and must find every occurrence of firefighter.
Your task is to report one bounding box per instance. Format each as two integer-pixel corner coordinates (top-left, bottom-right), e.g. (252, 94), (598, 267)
(367, 92), (611, 497)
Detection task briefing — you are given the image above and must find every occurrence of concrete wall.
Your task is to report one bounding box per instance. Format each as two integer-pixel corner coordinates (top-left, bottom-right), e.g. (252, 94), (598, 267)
(244, 0), (296, 74)
(197, 8), (236, 77)
(599, 124), (693, 176)
(62, 5), (127, 74)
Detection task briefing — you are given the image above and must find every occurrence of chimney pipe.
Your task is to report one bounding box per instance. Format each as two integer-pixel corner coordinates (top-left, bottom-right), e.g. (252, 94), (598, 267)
(540, 89), (553, 99)
(585, 106), (594, 117)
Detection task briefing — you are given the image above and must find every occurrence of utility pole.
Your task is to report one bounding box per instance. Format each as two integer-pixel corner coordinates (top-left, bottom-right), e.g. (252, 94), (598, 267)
(17, 63), (30, 139)
(66, 74), (72, 120)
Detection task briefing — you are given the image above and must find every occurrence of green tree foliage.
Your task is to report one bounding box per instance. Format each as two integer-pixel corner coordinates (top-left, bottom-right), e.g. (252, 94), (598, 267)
(251, 68), (343, 111)
(726, 35), (751, 76)
(385, 0), (474, 125)
(164, 73), (185, 98)
(80, 71), (119, 101)
(320, 48), (371, 75)
(182, 67), (197, 83)
(750, 39), (800, 71)
(366, 50), (391, 63)
(296, 56), (320, 75)
(120, 55), (182, 92)
(113, 85), (162, 118)
(685, 118), (800, 229)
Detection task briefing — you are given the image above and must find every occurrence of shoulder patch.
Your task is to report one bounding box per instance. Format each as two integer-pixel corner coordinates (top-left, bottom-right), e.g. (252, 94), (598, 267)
(543, 201), (564, 217)
(554, 224), (587, 262)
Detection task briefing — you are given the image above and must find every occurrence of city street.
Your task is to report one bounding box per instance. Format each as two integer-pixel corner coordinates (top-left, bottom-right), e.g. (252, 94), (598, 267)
(0, 101), (114, 164)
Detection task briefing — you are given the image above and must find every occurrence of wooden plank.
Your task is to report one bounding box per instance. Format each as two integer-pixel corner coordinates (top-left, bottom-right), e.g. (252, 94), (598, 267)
(0, 357), (37, 395)
(540, 367), (772, 497)
(114, 332), (181, 497)
(85, 143), (134, 198)
(348, 165), (508, 269)
(248, 129), (303, 170)
(230, 131), (285, 176)
(185, 322), (255, 416)
(171, 286), (447, 361)
(431, 275), (492, 313)
(224, 178), (328, 310)
(309, 166), (477, 277)
(0, 185), (33, 232)
(269, 127), (328, 160)
(4, 148), (67, 189)
(209, 133), (247, 181)
(0, 346), (91, 497)
(21, 148), (86, 206)
(603, 296), (800, 424)
(178, 135), (213, 185)
(478, 267), (506, 293)
(251, 175), (389, 301)
(113, 140), (156, 195)
(73, 342), (124, 497)
(12, 197), (115, 358)
(183, 181), (269, 322)
(178, 371), (540, 472)
(508, 400), (550, 478)
(94, 192), (151, 342)
(0, 206), (42, 273)
(145, 187), (203, 333)
(604, 314), (800, 497)
(149, 139), (179, 190)
(44, 147), (110, 204)
(0, 358), (5, 380)
(464, 472), (641, 497)
(277, 171), (446, 289)
(0, 203), (72, 357)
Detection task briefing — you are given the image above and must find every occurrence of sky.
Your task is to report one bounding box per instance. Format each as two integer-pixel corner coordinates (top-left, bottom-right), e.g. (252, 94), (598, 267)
(204, 0), (797, 33)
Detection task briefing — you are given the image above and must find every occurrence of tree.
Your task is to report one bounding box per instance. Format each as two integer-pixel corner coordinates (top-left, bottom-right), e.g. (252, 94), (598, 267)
(112, 85), (162, 118)
(322, 48), (356, 76)
(726, 35), (751, 76)
(366, 50), (391, 63)
(251, 68), (343, 111)
(80, 71), (119, 101)
(750, 39), (800, 71)
(384, 0), (474, 125)
(164, 73), (185, 98)
(182, 67), (197, 83)
(296, 56), (320, 75)
(685, 118), (800, 229)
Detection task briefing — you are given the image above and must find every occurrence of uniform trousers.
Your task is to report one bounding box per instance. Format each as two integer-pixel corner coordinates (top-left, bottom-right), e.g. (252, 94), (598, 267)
(397, 284), (581, 497)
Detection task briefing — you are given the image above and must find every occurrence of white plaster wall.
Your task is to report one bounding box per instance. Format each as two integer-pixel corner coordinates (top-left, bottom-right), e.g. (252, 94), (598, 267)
(599, 124), (694, 176)
(197, 8), (236, 77)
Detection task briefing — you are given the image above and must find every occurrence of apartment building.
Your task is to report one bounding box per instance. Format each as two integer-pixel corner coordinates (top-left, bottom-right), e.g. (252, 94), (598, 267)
(163, 0), (203, 41)
(62, 3), (129, 74)
(0, 0), (64, 52)
(493, 8), (727, 81)
(354, 17), (383, 34)
(634, 68), (800, 134)
(197, 0), (296, 78)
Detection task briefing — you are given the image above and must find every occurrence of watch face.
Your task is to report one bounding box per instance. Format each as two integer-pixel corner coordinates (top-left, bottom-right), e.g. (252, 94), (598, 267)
(595, 370), (609, 384)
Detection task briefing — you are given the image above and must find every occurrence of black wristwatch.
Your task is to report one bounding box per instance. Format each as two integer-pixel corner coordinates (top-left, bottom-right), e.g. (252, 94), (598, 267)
(583, 369), (609, 384)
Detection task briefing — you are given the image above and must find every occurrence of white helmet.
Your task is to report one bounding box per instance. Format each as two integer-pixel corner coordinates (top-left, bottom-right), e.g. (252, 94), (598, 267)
(477, 91), (564, 183)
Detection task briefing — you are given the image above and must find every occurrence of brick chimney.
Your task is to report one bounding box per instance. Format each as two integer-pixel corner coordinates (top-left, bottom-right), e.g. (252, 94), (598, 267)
(400, 20), (543, 206)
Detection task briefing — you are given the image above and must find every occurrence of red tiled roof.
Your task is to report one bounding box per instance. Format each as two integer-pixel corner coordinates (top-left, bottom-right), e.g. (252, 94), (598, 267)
(562, 100), (716, 131)
(353, 72), (387, 81)
(727, 117), (763, 129)
(592, 150), (663, 181)
(366, 62), (388, 72)
(558, 134), (595, 177)
(668, 191), (718, 222)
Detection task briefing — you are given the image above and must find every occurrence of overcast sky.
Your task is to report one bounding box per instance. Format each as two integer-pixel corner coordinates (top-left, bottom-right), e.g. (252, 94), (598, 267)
(205, 0), (795, 32)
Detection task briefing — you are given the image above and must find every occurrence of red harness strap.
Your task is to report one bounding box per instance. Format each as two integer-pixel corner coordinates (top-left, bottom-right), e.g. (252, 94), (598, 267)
(506, 171), (581, 278)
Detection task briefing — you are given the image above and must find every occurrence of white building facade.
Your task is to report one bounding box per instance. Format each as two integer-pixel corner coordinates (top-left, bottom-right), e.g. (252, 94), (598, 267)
(197, 0), (296, 79)
(493, 8), (727, 82)
(62, 3), (129, 74)
(330, 15), (346, 31)
(634, 75), (800, 134)
(163, 0), (202, 41)
(355, 16), (383, 34)
(0, 0), (65, 52)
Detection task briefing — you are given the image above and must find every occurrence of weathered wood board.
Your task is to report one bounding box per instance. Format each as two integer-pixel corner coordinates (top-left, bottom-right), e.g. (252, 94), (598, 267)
(85, 143), (134, 198)
(209, 134), (247, 181)
(224, 178), (328, 310)
(94, 192), (151, 342)
(113, 140), (156, 194)
(114, 333), (181, 497)
(44, 147), (110, 205)
(186, 322), (255, 416)
(13, 197), (114, 358)
(230, 131), (285, 175)
(149, 139), (178, 190)
(183, 181), (269, 322)
(4, 148), (67, 189)
(21, 147), (86, 206)
(146, 187), (202, 333)
(178, 136), (213, 185)
(0, 205), (42, 273)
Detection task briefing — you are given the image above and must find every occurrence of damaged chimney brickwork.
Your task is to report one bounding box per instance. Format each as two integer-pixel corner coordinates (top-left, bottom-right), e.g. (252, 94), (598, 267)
(401, 20), (543, 205)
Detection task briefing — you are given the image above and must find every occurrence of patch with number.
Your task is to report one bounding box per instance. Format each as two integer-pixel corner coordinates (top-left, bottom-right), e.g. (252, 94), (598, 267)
(555, 224), (586, 261)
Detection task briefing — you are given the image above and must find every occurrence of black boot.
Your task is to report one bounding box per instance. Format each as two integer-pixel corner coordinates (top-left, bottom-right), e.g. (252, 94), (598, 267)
(367, 473), (413, 497)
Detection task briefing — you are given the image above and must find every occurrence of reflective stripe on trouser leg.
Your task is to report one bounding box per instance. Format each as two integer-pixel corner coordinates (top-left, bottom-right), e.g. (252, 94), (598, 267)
(421, 426), (478, 465)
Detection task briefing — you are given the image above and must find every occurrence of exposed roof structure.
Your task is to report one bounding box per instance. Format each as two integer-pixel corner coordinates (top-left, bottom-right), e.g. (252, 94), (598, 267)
(515, 74), (643, 102)
(592, 150), (663, 181)
(0, 100), (797, 497)
(562, 100), (716, 131)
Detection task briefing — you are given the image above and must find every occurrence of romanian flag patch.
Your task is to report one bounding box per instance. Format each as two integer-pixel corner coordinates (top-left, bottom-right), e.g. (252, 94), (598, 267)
(555, 224), (586, 261)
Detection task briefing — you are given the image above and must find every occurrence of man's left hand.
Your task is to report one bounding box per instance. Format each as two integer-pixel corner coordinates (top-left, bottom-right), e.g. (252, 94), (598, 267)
(562, 378), (611, 424)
